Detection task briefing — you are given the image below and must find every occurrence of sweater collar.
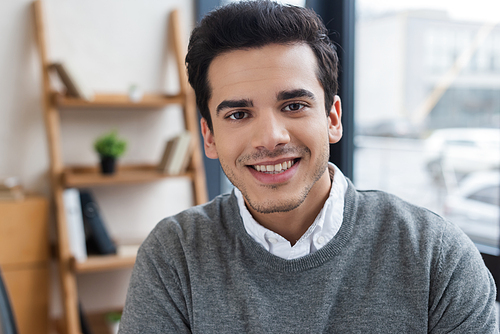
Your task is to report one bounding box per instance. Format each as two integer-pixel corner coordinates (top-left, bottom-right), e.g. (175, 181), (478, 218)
(235, 163), (348, 260)
(226, 175), (359, 273)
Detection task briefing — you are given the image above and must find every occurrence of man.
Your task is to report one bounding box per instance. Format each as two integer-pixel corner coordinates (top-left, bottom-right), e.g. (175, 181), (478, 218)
(120, 1), (498, 333)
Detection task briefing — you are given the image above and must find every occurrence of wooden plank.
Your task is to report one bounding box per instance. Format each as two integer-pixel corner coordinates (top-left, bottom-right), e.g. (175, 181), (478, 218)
(184, 90), (208, 205)
(3, 265), (50, 334)
(63, 164), (193, 188)
(0, 196), (49, 267)
(168, 9), (208, 205)
(72, 255), (136, 273)
(169, 9), (188, 95)
(54, 92), (184, 108)
(0, 195), (50, 334)
(33, 1), (82, 332)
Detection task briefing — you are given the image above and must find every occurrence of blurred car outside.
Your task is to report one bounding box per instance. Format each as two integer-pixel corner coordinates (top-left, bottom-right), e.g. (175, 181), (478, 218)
(356, 118), (423, 139)
(424, 128), (500, 185)
(443, 170), (500, 251)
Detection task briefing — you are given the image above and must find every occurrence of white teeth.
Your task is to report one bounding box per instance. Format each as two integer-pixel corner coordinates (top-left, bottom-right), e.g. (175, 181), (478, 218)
(253, 160), (295, 174)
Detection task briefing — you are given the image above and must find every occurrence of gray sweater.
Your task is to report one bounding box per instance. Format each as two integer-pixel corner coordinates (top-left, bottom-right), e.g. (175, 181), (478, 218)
(120, 181), (498, 333)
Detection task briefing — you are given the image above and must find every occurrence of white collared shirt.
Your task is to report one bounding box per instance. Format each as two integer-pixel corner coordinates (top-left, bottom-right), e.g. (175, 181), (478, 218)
(235, 163), (348, 260)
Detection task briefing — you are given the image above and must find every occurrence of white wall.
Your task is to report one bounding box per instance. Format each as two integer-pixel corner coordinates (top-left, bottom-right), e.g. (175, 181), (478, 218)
(0, 0), (196, 316)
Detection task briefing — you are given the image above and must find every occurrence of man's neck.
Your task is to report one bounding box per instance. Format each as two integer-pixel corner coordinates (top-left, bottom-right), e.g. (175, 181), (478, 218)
(245, 170), (332, 245)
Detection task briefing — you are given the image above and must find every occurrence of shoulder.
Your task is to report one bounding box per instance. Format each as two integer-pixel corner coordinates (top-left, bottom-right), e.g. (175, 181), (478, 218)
(347, 183), (476, 263)
(353, 185), (452, 235)
(138, 192), (239, 259)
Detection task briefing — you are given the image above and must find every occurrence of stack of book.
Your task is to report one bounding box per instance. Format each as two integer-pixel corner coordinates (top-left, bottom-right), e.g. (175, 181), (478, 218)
(63, 188), (117, 262)
(0, 177), (24, 201)
(157, 131), (193, 175)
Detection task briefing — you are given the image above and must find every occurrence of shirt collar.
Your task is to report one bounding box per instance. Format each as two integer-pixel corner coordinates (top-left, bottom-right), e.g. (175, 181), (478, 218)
(235, 162), (348, 259)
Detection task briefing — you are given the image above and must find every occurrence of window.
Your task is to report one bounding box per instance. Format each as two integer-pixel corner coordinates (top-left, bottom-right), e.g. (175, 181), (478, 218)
(354, 0), (500, 253)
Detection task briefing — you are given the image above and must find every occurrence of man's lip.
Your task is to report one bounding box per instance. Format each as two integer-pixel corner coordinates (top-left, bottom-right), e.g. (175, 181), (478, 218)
(247, 157), (299, 166)
(247, 158), (298, 172)
(247, 158), (299, 184)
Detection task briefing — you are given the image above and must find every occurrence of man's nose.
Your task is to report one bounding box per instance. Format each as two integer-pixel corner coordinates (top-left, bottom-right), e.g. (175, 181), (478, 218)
(251, 111), (290, 151)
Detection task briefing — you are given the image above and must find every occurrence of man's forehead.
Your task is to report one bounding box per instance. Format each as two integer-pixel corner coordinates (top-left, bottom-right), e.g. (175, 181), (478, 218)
(209, 42), (315, 71)
(207, 43), (321, 113)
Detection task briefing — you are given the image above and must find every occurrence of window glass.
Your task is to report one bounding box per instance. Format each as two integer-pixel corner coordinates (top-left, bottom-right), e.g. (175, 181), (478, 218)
(469, 186), (500, 206)
(354, 0), (500, 252)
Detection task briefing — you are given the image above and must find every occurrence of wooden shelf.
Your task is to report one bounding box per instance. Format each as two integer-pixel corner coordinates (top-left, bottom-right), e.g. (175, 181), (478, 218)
(63, 164), (193, 188)
(53, 92), (185, 108)
(34, 3), (208, 332)
(72, 254), (136, 273)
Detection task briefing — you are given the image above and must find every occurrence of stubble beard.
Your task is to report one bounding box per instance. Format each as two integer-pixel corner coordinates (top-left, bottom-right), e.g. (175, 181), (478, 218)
(220, 143), (330, 214)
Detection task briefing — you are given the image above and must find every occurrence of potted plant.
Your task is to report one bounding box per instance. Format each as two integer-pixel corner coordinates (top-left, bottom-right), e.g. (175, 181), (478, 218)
(94, 130), (127, 174)
(105, 311), (122, 334)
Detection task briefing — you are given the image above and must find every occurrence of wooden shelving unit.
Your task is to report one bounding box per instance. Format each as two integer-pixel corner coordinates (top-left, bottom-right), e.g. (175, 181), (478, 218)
(32, 2), (208, 333)
(62, 164), (194, 188)
(71, 255), (137, 274)
(53, 92), (185, 108)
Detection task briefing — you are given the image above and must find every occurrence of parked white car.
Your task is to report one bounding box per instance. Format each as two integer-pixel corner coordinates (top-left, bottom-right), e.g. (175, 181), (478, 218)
(424, 128), (500, 181)
(444, 171), (500, 248)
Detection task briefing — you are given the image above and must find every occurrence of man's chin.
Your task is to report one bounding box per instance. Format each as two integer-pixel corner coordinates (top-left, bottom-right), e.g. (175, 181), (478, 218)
(244, 195), (306, 215)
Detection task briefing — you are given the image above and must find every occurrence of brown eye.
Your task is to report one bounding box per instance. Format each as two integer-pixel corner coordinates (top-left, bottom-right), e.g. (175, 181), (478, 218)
(228, 111), (248, 120)
(284, 103), (305, 111)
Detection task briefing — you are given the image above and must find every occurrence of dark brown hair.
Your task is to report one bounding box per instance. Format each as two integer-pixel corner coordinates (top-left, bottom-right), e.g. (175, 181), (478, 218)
(186, 0), (339, 132)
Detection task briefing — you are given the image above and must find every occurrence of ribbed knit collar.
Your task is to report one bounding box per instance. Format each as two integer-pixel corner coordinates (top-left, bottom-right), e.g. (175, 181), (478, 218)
(235, 163), (348, 259)
(227, 179), (359, 273)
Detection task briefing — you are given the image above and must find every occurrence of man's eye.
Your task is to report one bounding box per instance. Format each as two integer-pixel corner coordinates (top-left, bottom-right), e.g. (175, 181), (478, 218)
(283, 103), (305, 111)
(228, 111), (248, 120)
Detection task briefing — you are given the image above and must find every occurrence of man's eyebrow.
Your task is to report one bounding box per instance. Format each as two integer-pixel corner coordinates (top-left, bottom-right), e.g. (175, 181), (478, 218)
(277, 89), (316, 101)
(216, 99), (253, 116)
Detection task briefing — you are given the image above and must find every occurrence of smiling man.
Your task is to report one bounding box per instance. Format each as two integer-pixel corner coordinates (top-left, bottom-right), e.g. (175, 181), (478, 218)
(119, 1), (498, 333)
(204, 42), (340, 244)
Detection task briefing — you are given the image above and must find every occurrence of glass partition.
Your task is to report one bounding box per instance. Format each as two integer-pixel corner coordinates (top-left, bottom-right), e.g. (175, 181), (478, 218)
(354, 0), (500, 254)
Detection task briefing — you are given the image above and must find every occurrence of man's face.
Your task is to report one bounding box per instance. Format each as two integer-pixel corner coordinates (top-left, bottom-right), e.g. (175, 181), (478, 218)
(202, 43), (342, 218)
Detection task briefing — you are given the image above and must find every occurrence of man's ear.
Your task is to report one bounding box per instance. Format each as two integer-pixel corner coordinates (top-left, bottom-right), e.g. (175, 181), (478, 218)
(200, 118), (218, 159)
(328, 95), (343, 144)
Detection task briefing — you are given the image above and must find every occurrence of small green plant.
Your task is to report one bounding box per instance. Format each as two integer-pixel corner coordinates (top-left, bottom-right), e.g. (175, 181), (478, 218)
(94, 130), (127, 158)
(105, 311), (122, 323)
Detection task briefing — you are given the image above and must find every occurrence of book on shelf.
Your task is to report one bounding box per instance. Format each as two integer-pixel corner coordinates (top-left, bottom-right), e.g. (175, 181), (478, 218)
(157, 135), (180, 173)
(62, 188), (88, 262)
(0, 177), (24, 201)
(49, 61), (94, 101)
(157, 131), (193, 175)
(79, 190), (117, 255)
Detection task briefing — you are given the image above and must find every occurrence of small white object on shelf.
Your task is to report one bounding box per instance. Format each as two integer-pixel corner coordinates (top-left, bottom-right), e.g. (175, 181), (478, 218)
(128, 84), (143, 102)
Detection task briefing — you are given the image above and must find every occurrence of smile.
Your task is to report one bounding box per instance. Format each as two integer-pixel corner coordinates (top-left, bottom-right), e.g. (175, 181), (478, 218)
(252, 160), (296, 174)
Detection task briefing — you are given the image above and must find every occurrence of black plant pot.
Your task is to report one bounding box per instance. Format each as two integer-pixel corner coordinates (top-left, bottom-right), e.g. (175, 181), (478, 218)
(100, 156), (116, 175)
